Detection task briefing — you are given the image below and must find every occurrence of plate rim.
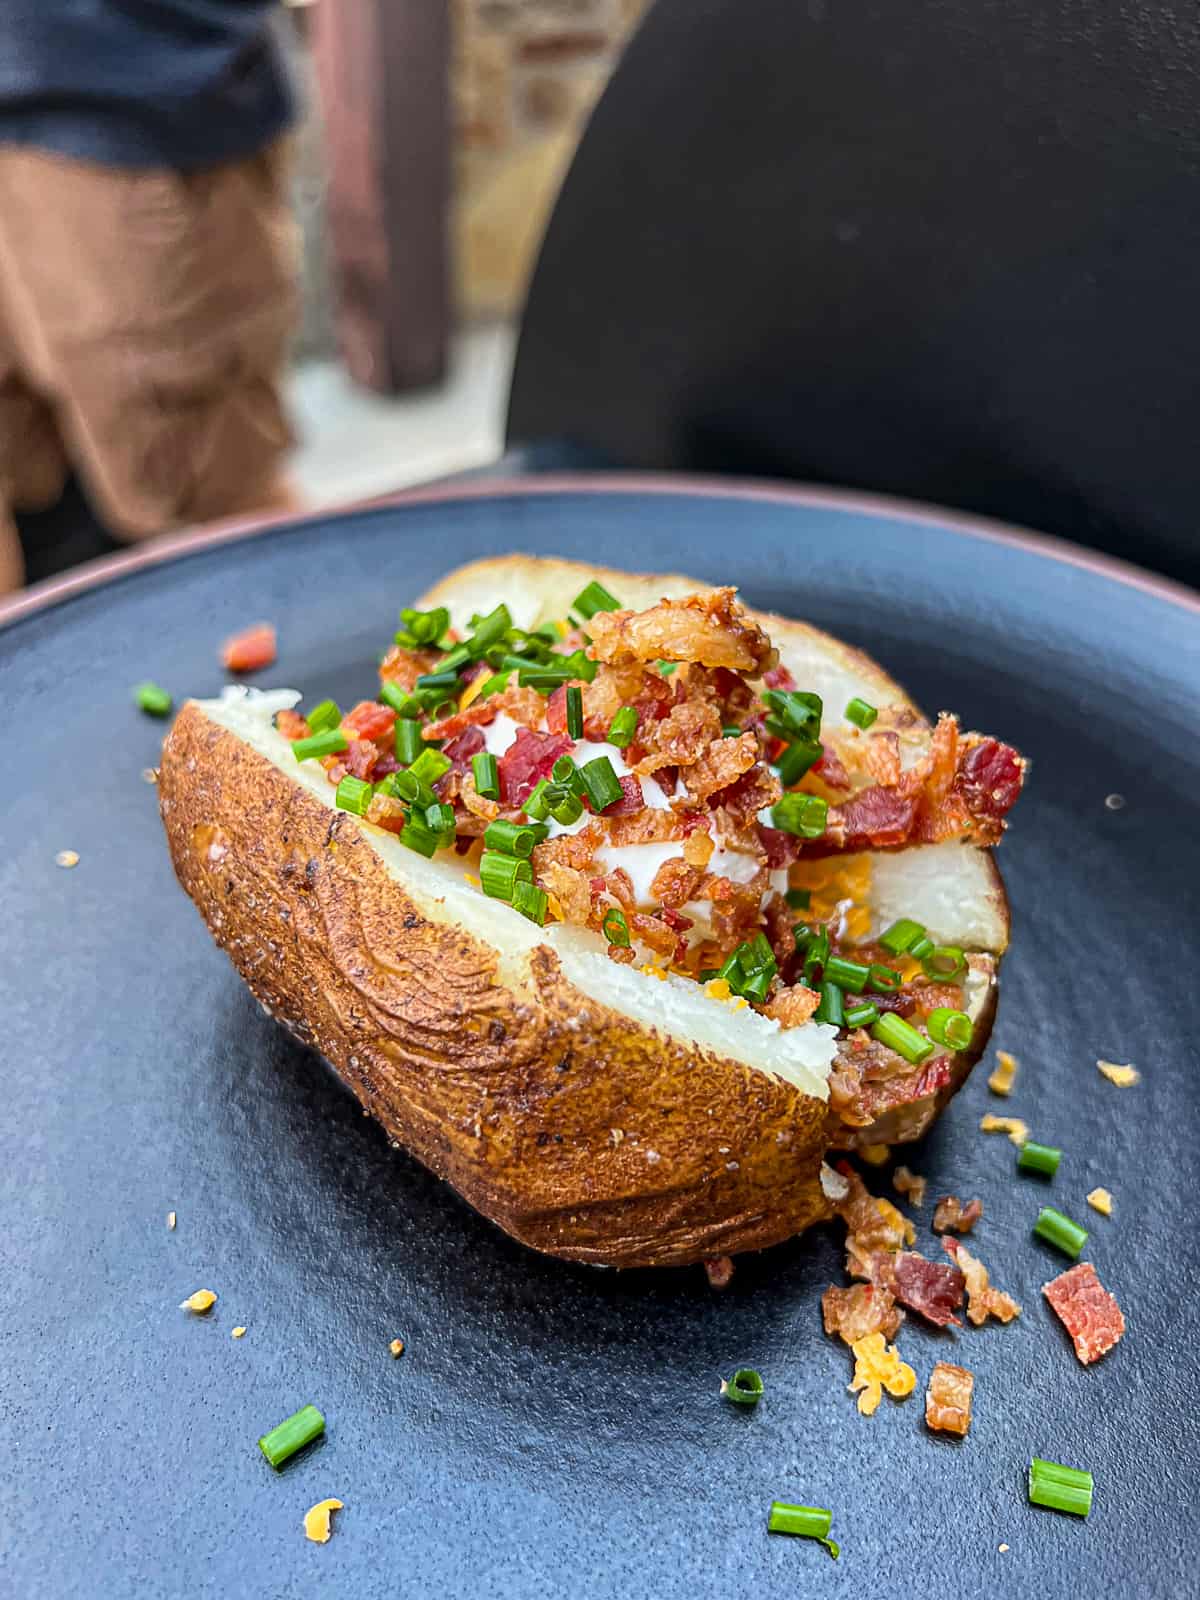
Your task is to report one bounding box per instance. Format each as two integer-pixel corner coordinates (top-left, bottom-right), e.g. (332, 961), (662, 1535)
(3, 470), (1196, 632)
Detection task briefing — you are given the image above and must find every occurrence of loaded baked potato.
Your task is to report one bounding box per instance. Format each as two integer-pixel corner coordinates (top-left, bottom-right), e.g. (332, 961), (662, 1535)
(160, 557), (1025, 1268)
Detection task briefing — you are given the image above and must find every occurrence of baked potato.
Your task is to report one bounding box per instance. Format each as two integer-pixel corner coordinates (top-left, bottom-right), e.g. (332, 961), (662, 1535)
(159, 556), (1024, 1268)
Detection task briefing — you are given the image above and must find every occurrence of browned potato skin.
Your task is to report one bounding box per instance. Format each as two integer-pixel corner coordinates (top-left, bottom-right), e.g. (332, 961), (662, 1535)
(160, 702), (836, 1269)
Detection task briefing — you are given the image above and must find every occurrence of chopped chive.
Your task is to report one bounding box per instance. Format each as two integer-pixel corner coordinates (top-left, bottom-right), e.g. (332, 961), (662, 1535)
(565, 684), (584, 739)
(472, 751), (500, 801)
(398, 819), (438, 857)
(484, 819), (541, 858)
(133, 681), (173, 716)
(523, 779), (553, 821)
(844, 1000), (880, 1029)
(396, 605), (449, 648)
(814, 981), (845, 1027)
(476, 670), (511, 700)
(424, 801), (457, 846)
(335, 775), (373, 815)
(394, 719), (423, 766)
(802, 926), (831, 983)
(1033, 1206), (1087, 1258)
(390, 768), (435, 809)
(721, 724), (743, 738)
(415, 668), (460, 694)
(792, 922), (815, 949)
(656, 659), (678, 676)
(908, 933), (936, 961)
(479, 850), (533, 901)
(784, 888), (812, 911)
(742, 933), (776, 974)
(292, 729), (348, 762)
(602, 907), (631, 947)
(438, 644), (473, 674)
(926, 1007), (973, 1050)
(922, 944), (968, 982)
(607, 705), (639, 748)
(771, 793), (829, 839)
(1018, 1140), (1062, 1177)
(258, 1404), (325, 1469)
(868, 962), (903, 992)
(512, 879), (548, 925)
(579, 755), (623, 812)
(767, 1502), (839, 1558)
(776, 738), (823, 786)
(409, 747), (451, 786)
(305, 698), (342, 734)
(845, 697), (878, 730)
(722, 1367), (764, 1407)
(572, 580), (621, 619)
(551, 754), (582, 791)
(464, 603), (512, 655)
(379, 681), (413, 716)
(763, 689), (822, 738)
(550, 790), (584, 826)
(1029, 1459), (1093, 1518)
(742, 968), (772, 1003)
(879, 917), (925, 955)
(871, 1012), (934, 1064)
(823, 955), (872, 993)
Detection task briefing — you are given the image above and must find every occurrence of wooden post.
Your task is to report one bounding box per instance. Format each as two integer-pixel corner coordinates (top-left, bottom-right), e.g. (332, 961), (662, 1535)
(312, 0), (449, 393)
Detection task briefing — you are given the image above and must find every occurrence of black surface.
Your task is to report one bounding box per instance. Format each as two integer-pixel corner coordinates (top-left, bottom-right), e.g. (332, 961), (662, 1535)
(509, 0), (1200, 586)
(4, 481), (1198, 1598)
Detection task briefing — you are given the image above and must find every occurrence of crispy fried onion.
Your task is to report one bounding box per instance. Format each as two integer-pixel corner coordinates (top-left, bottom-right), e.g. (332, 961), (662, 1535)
(588, 588), (777, 674)
(943, 1237), (1021, 1326)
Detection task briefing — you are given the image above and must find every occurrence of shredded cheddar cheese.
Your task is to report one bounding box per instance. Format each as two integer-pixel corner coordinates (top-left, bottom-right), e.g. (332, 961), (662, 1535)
(457, 672), (488, 713)
(1087, 1187), (1113, 1216)
(849, 1332), (916, 1416)
(390, 1338), (405, 1358)
(1097, 1060), (1140, 1088)
(988, 1050), (1018, 1096)
(639, 964), (667, 981)
(179, 1289), (217, 1314)
(231, 1326), (247, 1339)
(980, 1114), (1028, 1146)
(859, 1143), (889, 1166)
(704, 978), (733, 1001)
(786, 855), (872, 929)
(303, 1499), (343, 1544)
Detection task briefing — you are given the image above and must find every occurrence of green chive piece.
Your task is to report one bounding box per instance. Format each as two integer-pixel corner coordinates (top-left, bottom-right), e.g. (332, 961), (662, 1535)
(802, 926), (831, 983)
(814, 981), (845, 1027)
(523, 779), (553, 821)
(258, 1404), (325, 1470)
(476, 670), (511, 701)
(379, 681), (417, 716)
(784, 888), (812, 911)
(414, 668), (460, 694)
(409, 747), (451, 786)
(579, 755), (623, 812)
(133, 681), (173, 717)
(573, 580), (621, 619)
(927, 1007), (973, 1050)
(879, 917), (925, 955)
(1033, 1206), (1088, 1258)
(871, 1012), (934, 1064)
(845, 697), (878, 730)
(602, 907), (631, 947)
(479, 850), (532, 901)
(776, 738), (823, 787)
(767, 1502), (840, 1558)
(549, 790), (584, 826)
(335, 775), (373, 816)
(656, 659), (678, 676)
(823, 955), (872, 993)
(551, 754), (583, 792)
(565, 684), (584, 739)
(390, 769), (435, 809)
(607, 705), (639, 749)
(305, 698), (342, 734)
(792, 922), (815, 949)
(844, 1000), (880, 1029)
(464, 603), (512, 656)
(763, 688), (823, 736)
(1018, 1141), (1062, 1177)
(398, 819), (438, 857)
(292, 729), (348, 762)
(867, 962), (903, 992)
(512, 879), (548, 925)
(472, 751), (500, 801)
(438, 644), (473, 675)
(721, 724), (743, 738)
(424, 801), (457, 846)
(908, 933), (935, 961)
(771, 793), (829, 838)
(394, 719), (423, 766)
(484, 819), (541, 858)
(395, 605), (449, 648)
(922, 944), (968, 982)
(1029, 1459), (1094, 1518)
(722, 1367), (764, 1407)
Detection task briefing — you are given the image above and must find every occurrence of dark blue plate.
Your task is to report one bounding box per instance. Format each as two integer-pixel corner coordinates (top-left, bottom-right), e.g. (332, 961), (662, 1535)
(3, 477), (1197, 1599)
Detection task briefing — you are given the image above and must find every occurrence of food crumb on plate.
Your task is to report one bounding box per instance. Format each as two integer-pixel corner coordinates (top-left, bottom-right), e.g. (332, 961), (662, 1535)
(704, 1255), (735, 1289)
(925, 1360), (974, 1436)
(1104, 793), (1125, 810)
(998, 1543), (1009, 1553)
(389, 1338), (405, 1358)
(179, 1288), (217, 1314)
(303, 1499), (343, 1544)
(166, 1211), (176, 1230)
(55, 850), (79, 869)
(932, 1195), (983, 1234)
(943, 1239), (1020, 1326)
(979, 1114), (1028, 1146)
(231, 1326), (247, 1339)
(141, 767), (159, 785)
(848, 1331), (916, 1416)
(858, 1142), (889, 1166)
(987, 1049), (1018, 1096)
(1086, 1187), (1113, 1216)
(892, 1166), (926, 1206)
(1043, 1262), (1126, 1365)
(1097, 1059), (1140, 1087)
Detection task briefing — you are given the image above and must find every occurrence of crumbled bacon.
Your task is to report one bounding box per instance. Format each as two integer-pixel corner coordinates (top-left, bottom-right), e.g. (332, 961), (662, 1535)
(891, 1252), (965, 1328)
(276, 708), (309, 741)
(539, 859), (592, 923)
(811, 745), (852, 792)
(606, 775), (645, 816)
(379, 643), (440, 692)
(822, 1281), (902, 1344)
(342, 699), (396, 743)
(955, 736), (1025, 819)
(634, 699), (722, 771)
(364, 792), (408, 834)
(943, 1238), (1021, 1326)
(712, 764), (782, 828)
(762, 664), (795, 690)
(925, 1361), (974, 1436)
(649, 856), (705, 909)
(423, 683), (545, 742)
(628, 911), (678, 958)
(682, 730), (759, 804)
(761, 983), (821, 1029)
(221, 621), (276, 674)
(1042, 1262), (1126, 1365)
(836, 1166), (914, 1254)
(498, 727), (572, 807)
(588, 587), (777, 674)
(756, 824), (799, 869)
(441, 725), (486, 772)
(932, 1195), (983, 1234)
(838, 728), (902, 788)
(459, 772), (501, 821)
(825, 785), (918, 851)
(344, 739), (380, 780)
(704, 1255), (735, 1289)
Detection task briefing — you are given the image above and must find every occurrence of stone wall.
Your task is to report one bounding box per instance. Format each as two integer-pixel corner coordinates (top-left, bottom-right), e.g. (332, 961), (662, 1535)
(452, 0), (652, 319)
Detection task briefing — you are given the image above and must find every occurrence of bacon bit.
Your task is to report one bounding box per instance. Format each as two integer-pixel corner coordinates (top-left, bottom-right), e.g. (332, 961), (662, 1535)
(859, 1143), (890, 1167)
(55, 850), (79, 869)
(762, 664), (795, 690)
(713, 763), (782, 828)
(220, 622), (276, 674)
(588, 587), (777, 674)
(848, 1332), (916, 1416)
(1043, 1262), (1125, 1365)
(231, 1326), (247, 1339)
(498, 727), (572, 806)
(606, 774), (646, 816)
(891, 1252), (965, 1328)
(932, 1195), (983, 1234)
(389, 1338), (405, 1358)
(180, 1288), (217, 1314)
(988, 1049), (1019, 1096)
(341, 738), (378, 781)
(459, 771), (501, 822)
(276, 708), (309, 741)
(683, 731), (759, 803)
(166, 1211), (177, 1230)
(1097, 1059), (1140, 1087)
(761, 983), (821, 1029)
(925, 1361), (974, 1436)
(303, 1499), (343, 1545)
(892, 1167), (927, 1206)
(954, 736), (1025, 819)
(980, 1114), (1029, 1146)
(636, 699), (723, 771)
(1086, 1187), (1113, 1216)
(440, 725), (486, 772)
(341, 699), (395, 743)
(827, 785), (918, 851)
(364, 792), (407, 834)
(704, 1255), (735, 1289)
(837, 1167), (914, 1253)
(822, 1281), (902, 1344)
(379, 643), (440, 691)
(943, 1238), (1021, 1326)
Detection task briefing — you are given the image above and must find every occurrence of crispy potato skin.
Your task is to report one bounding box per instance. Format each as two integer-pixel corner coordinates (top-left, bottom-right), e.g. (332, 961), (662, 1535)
(160, 702), (836, 1268)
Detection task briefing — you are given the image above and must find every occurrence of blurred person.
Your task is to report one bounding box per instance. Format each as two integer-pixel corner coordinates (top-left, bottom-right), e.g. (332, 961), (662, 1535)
(0, 1), (302, 594)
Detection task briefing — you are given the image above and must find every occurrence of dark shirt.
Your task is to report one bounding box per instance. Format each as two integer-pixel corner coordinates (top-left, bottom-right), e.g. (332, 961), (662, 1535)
(0, 1), (294, 172)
